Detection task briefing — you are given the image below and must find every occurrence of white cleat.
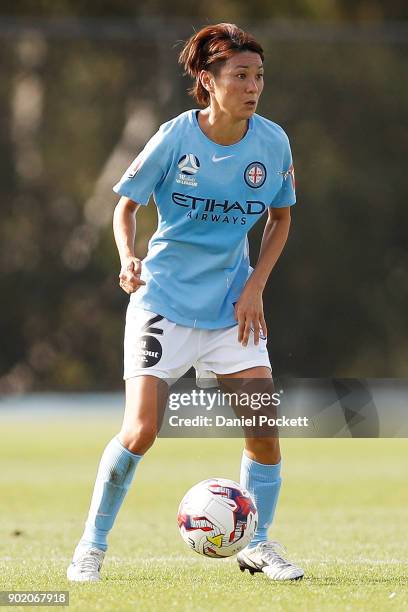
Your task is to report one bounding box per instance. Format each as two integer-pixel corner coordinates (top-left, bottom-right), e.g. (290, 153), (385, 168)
(237, 541), (304, 581)
(66, 547), (105, 582)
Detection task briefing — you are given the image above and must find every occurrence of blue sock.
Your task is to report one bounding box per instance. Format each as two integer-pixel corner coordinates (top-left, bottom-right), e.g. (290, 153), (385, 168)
(77, 436), (142, 553)
(240, 451), (282, 549)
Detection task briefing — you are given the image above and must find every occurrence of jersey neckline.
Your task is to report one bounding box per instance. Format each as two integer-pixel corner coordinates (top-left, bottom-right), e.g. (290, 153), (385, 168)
(189, 109), (254, 150)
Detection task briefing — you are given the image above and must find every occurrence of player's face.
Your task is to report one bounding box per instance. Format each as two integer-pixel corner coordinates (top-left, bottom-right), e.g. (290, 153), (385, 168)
(210, 51), (264, 120)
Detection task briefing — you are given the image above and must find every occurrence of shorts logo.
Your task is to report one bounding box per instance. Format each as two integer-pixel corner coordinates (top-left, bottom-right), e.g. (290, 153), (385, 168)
(178, 154), (200, 175)
(134, 335), (162, 367)
(244, 162), (267, 188)
(176, 153), (200, 188)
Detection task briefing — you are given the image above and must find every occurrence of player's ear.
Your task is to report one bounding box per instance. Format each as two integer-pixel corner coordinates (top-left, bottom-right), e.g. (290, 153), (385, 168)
(200, 70), (215, 95)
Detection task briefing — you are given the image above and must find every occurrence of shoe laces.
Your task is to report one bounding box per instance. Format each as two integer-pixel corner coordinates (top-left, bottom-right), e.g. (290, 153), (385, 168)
(76, 548), (103, 573)
(259, 541), (293, 568)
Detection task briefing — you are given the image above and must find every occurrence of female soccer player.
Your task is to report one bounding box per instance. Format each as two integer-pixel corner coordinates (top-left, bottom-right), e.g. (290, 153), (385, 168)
(67, 23), (303, 582)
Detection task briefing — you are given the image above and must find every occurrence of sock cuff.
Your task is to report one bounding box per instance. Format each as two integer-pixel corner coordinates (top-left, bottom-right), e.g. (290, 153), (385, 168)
(113, 436), (143, 460)
(241, 450), (282, 482)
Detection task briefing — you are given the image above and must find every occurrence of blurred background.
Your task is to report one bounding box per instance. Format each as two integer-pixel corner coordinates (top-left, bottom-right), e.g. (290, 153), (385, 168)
(0, 1), (407, 392)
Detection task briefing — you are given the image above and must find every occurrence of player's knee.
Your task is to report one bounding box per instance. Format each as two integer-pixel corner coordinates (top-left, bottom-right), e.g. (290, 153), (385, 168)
(119, 423), (157, 455)
(253, 437), (278, 452)
(245, 437), (280, 462)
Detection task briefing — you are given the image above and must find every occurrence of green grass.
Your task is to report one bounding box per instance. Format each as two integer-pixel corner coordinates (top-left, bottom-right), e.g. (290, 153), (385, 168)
(0, 411), (407, 611)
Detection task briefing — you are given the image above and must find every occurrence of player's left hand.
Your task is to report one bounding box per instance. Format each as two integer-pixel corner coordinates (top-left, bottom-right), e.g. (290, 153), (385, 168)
(234, 284), (267, 347)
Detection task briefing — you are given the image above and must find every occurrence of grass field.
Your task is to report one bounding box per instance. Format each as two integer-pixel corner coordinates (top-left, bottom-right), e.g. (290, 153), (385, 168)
(0, 409), (407, 611)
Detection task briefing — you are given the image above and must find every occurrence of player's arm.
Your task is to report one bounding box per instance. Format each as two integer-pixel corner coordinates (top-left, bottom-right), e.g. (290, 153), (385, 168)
(113, 196), (146, 294)
(235, 206), (291, 346)
(249, 206), (291, 291)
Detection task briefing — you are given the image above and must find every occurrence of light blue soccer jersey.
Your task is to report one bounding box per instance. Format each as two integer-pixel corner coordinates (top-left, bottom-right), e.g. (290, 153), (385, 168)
(113, 110), (296, 329)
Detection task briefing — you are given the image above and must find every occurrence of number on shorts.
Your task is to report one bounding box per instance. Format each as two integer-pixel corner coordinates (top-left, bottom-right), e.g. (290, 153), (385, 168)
(141, 314), (164, 335)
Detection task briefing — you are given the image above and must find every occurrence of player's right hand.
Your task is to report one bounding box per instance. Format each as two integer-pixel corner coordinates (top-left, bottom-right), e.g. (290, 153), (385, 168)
(118, 257), (146, 294)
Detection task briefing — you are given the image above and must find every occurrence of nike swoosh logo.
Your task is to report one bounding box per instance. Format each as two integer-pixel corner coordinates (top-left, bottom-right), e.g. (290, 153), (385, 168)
(212, 154), (234, 162)
(240, 552), (267, 570)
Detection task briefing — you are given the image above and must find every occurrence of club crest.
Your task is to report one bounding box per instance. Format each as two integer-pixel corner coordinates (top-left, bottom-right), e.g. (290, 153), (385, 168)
(244, 162), (267, 188)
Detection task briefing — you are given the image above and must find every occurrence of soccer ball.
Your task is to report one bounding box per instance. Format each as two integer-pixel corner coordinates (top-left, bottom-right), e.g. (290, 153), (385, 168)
(177, 478), (258, 558)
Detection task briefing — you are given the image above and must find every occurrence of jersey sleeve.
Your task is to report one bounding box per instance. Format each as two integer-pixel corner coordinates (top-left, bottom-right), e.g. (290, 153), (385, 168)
(113, 125), (171, 206)
(270, 134), (296, 208)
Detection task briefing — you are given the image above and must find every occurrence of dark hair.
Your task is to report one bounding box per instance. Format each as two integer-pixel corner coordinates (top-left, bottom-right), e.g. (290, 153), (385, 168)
(178, 23), (264, 106)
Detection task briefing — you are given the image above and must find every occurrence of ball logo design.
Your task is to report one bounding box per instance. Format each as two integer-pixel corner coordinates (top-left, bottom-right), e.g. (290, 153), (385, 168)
(178, 153), (200, 175)
(244, 162), (267, 188)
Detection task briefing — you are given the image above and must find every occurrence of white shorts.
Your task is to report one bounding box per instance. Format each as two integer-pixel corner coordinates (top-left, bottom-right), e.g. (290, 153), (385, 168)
(123, 305), (271, 386)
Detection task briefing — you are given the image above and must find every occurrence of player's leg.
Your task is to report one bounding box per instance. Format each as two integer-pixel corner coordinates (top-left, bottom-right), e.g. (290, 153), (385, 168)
(80, 375), (168, 549)
(216, 366), (283, 542)
(199, 329), (282, 545)
(119, 374), (169, 454)
(218, 365), (303, 580)
(67, 375), (168, 582)
(67, 306), (196, 582)
(199, 319), (304, 580)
